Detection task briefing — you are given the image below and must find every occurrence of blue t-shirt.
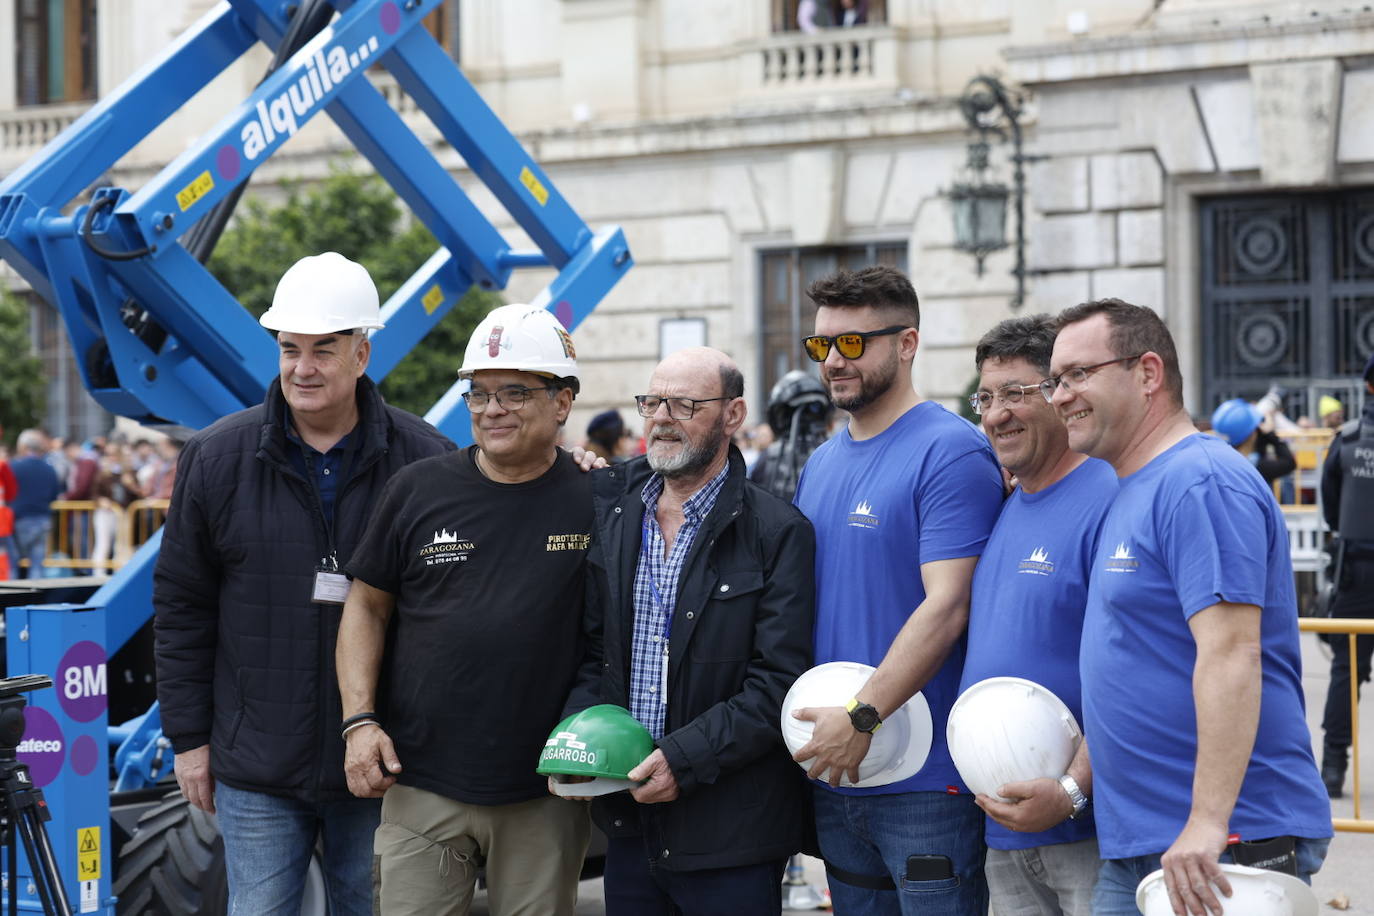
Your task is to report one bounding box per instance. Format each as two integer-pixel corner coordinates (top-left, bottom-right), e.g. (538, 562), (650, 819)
(795, 401), (1004, 795)
(1080, 434), (1332, 858)
(960, 457), (1118, 850)
(10, 456), (62, 519)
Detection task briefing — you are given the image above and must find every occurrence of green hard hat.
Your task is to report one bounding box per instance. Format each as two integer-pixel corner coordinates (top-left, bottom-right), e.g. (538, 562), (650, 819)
(537, 704), (655, 797)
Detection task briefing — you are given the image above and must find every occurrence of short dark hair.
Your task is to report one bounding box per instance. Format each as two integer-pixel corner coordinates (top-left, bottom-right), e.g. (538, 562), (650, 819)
(720, 363), (744, 400)
(1055, 298), (1183, 407)
(975, 314), (1057, 376)
(806, 266), (920, 331)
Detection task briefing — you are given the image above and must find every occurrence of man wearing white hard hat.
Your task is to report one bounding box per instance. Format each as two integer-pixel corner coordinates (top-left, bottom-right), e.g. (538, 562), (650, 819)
(791, 266), (1003, 914)
(1048, 299), (1330, 916)
(154, 252), (454, 914)
(956, 314), (1118, 915)
(337, 303), (594, 915)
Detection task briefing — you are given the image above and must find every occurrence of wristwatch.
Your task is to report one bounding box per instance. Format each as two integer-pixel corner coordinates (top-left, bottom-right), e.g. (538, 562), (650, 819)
(1058, 774), (1089, 820)
(845, 698), (883, 734)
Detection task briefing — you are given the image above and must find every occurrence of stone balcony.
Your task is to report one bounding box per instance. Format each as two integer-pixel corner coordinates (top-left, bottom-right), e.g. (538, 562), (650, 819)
(0, 102), (90, 175)
(739, 24), (900, 101)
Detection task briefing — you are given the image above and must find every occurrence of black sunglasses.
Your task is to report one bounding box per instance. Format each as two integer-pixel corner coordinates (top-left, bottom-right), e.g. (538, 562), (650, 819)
(802, 325), (908, 362)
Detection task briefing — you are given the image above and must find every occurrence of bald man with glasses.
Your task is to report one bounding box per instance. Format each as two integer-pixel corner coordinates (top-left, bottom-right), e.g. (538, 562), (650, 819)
(557, 346), (816, 916)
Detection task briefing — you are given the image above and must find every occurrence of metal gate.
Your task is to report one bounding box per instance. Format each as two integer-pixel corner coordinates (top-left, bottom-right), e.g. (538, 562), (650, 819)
(1200, 192), (1374, 419)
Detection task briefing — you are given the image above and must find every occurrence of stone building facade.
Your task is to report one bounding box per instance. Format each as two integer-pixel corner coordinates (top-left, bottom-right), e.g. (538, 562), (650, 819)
(2, 0), (1371, 436)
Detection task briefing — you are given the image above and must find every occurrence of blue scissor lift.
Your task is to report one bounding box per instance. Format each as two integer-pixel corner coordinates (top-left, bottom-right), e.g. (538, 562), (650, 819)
(0, 0), (632, 911)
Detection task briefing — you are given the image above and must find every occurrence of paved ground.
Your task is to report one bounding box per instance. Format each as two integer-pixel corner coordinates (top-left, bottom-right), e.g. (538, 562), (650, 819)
(473, 630), (1373, 914)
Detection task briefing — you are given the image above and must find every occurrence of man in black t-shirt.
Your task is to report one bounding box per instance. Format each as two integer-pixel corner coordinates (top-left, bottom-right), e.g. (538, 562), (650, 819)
(337, 303), (593, 916)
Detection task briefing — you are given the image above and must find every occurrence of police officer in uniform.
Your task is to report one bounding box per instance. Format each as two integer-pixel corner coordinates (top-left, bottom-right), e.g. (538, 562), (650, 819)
(748, 370), (832, 502)
(1318, 351), (1374, 798)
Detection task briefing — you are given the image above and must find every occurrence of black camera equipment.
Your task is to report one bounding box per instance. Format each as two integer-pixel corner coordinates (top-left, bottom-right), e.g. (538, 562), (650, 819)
(0, 675), (72, 916)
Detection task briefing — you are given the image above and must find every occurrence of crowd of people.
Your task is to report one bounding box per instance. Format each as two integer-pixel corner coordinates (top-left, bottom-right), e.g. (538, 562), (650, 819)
(0, 429), (181, 577)
(141, 252), (1361, 916)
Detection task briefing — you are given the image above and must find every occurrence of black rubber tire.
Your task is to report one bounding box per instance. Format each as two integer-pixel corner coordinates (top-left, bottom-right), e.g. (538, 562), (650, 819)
(113, 792), (227, 915)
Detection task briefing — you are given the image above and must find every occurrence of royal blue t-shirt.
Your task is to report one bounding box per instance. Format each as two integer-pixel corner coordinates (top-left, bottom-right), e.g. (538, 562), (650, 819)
(1081, 434), (1332, 858)
(795, 401), (1003, 795)
(960, 457), (1118, 850)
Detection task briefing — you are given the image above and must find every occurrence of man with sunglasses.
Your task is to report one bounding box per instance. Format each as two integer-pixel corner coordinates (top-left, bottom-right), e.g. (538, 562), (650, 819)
(790, 266), (1003, 915)
(337, 303), (594, 915)
(958, 315), (1118, 916)
(557, 346), (816, 915)
(1049, 299), (1330, 916)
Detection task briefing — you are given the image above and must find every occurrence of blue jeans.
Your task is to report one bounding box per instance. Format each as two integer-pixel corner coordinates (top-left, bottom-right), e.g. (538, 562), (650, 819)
(13, 515), (49, 579)
(812, 786), (988, 915)
(215, 781), (379, 916)
(1091, 836), (1331, 916)
(604, 834), (785, 916)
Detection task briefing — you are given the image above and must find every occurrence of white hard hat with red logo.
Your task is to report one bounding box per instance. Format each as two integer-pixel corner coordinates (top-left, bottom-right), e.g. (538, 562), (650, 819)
(459, 303), (579, 388)
(259, 252), (384, 335)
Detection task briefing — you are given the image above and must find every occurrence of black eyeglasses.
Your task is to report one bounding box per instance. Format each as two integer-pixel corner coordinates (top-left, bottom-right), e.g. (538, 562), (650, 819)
(461, 385), (554, 412)
(635, 395), (727, 420)
(802, 325), (908, 363)
(969, 384), (1043, 416)
(1038, 355), (1143, 402)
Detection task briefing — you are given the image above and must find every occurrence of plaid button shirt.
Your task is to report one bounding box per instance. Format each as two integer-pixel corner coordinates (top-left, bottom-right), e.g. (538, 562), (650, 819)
(629, 465), (729, 739)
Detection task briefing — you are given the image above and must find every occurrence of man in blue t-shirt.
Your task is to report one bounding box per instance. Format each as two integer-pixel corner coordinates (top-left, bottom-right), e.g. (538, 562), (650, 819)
(1048, 299), (1331, 916)
(792, 266), (1003, 915)
(960, 315), (1117, 916)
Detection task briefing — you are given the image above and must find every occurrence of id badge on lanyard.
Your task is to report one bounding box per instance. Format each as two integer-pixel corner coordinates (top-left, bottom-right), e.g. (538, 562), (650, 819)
(312, 554), (350, 606)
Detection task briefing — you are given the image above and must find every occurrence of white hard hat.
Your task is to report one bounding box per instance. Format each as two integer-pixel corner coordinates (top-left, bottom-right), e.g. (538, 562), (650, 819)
(459, 303), (579, 388)
(946, 677), (1081, 802)
(259, 252), (383, 335)
(781, 661), (932, 788)
(1137, 865), (1316, 916)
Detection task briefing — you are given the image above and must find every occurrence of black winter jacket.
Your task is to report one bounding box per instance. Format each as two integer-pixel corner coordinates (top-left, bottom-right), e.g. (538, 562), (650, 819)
(154, 376), (454, 801)
(565, 448), (816, 870)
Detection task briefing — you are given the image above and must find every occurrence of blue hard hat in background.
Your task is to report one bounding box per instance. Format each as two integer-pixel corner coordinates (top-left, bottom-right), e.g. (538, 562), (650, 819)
(1211, 398), (1263, 446)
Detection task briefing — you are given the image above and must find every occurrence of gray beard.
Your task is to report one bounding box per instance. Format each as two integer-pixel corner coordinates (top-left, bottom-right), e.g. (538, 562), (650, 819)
(647, 414), (726, 479)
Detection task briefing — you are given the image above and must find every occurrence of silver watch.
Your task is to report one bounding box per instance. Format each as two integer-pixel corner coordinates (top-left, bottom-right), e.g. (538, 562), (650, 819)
(1058, 774), (1089, 819)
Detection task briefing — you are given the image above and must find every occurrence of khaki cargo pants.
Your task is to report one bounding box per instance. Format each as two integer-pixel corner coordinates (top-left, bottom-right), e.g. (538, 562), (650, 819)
(374, 783), (590, 916)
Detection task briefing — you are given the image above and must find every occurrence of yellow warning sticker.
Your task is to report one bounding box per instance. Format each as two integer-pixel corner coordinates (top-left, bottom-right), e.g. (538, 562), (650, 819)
(77, 826), (100, 881)
(421, 284), (445, 315)
(176, 170), (215, 212)
(519, 166), (549, 207)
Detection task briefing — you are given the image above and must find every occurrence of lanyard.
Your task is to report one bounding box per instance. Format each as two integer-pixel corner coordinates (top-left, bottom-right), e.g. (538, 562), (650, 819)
(640, 513), (674, 644)
(298, 437), (355, 572)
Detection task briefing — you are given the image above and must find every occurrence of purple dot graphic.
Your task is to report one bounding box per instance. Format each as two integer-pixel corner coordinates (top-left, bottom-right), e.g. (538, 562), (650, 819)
(18, 707), (65, 788)
(380, 1), (401, 35)
(217, 145), (241, 182)
(71, 735), (98, 776)
(555, 300), (574, 329)
(58, 640), (107, 723)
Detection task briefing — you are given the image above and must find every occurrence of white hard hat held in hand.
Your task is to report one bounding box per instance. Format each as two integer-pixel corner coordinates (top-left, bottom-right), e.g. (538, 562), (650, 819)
(781, 661), (933, 788)
(459, 303), (580, 390)
(1137, 865), (1316, 916)
(946, 677), (1082, 802)
(260, 252), (384, 335)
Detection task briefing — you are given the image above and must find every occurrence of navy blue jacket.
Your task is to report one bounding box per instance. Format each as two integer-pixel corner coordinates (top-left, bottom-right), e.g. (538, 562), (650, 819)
(154, 376), (453, 801)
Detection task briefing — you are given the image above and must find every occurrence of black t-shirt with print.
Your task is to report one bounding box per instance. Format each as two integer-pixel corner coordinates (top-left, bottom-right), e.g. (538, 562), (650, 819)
(347, 446), (592, 805)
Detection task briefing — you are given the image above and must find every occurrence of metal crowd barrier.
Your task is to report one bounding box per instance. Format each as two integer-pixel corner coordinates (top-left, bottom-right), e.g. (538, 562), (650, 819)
(1300, 617), (1374, 833)
(39, 499), (170, 573)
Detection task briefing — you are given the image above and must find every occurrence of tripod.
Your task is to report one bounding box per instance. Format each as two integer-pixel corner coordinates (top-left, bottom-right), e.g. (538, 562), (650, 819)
(0, 678), (71, 916)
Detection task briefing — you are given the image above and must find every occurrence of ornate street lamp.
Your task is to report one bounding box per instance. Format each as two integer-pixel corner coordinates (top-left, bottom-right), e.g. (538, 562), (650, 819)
(945, 75), (1035, 309)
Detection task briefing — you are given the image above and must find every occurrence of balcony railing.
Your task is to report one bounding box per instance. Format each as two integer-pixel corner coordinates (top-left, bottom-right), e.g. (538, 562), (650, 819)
(743, 25), (899, 99)
(0, 102), (90, 167)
